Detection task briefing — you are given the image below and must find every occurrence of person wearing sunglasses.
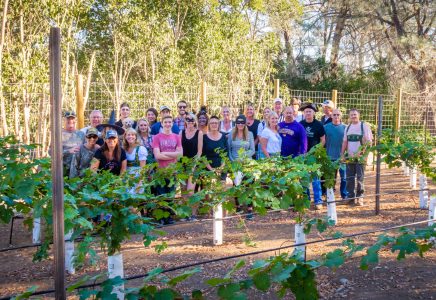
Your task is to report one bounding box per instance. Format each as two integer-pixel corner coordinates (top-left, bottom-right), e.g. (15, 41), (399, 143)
(69, 127), (101, 178)
(174, 100), (188, 131)
(324, 109), (348, 200)
(228, 115), (255, 162)
(180, 113), (203, 221)
(228, 115), (255, 219)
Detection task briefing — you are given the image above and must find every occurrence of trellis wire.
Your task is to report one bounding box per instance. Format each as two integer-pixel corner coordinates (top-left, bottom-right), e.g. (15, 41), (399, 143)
(1, 219), (432, 300)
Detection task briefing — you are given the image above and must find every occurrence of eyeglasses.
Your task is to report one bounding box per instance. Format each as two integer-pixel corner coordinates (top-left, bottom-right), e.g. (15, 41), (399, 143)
(236, 121), (246, 125)
(87, 135), (98, 139)
(178, 105), (187, 109)
(185, 118), (195, 122)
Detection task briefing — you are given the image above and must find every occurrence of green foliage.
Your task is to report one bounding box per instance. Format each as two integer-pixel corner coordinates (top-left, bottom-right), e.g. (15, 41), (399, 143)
(3, 133), (436, 299)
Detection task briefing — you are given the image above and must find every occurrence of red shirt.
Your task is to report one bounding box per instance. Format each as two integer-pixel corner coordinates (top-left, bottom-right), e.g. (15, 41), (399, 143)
(152, 133), (182, 168)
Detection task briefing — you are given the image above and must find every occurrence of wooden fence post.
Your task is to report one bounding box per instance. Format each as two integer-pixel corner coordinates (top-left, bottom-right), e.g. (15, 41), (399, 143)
(395, 88), (402, 133)
(200, 80), (207, 108)
(331, 89), (338, 107)
(76, 74), (84, 129)
(273, 79), (280, 99)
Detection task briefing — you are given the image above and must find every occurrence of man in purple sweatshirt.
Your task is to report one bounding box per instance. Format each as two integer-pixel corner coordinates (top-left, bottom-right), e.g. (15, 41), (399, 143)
(278, 106), (307, 158)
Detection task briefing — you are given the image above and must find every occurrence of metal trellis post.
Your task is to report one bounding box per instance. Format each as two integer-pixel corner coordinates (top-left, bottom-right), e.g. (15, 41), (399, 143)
(375, 96), (383, 215)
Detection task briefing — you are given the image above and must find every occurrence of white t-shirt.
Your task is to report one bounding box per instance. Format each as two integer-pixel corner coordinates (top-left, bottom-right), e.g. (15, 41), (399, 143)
(126, 145), (148, 166)
(257, 120), (267, 136)
(343, 122), (373, 156)
(294, 112), (304, 122)
(260, 127), (282, 154)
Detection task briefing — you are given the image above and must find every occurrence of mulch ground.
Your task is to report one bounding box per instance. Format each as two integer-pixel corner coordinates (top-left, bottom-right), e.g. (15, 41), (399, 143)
(0, 167), (435, 299)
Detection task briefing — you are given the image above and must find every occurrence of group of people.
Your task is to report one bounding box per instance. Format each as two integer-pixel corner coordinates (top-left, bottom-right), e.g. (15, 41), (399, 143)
(61, 97), (372, 223)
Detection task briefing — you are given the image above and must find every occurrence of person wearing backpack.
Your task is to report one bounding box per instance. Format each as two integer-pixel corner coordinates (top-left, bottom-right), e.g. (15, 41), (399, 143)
(341, 109), (373, 206)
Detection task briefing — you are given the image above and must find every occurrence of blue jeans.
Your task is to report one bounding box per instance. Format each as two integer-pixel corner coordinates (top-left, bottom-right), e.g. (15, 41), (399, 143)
(306, 177), (322, 205)
(338, 164), (348, 199)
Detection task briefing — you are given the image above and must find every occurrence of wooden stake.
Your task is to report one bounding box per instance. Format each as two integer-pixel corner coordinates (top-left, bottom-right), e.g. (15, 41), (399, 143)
(76, 74), (84, 129)
(200, 80), (207, 108)
(273, 79), (280, 99)
(331, 89), (338, 107)
(49, 27), (66, 300)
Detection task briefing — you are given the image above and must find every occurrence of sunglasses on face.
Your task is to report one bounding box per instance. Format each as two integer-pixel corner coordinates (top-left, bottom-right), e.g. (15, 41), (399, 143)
(87, 135), (98, 139)
(185, 118), (195, 122)
(178, 105), (187, 109)
(236, 121), (246, 125)
(332, 114), (341, 116)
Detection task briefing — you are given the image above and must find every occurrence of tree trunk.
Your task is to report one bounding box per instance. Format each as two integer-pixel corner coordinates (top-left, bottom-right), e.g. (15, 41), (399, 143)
(330, 6), (348, 76)
(283, 30), (295, 76)
(83, 51), (96, 109)
(0, 0), (9, 136)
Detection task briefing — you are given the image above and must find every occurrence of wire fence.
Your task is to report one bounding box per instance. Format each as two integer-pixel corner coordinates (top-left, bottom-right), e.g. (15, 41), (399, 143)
(1, 81), (435, 156)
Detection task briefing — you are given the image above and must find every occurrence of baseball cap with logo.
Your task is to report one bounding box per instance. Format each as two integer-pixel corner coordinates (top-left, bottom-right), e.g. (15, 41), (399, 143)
(160, 105), (171, 112)
(322, 100), (335, 109)
(86, 127), (99, 137)
(105, 129), (118, 139)
(63, 111), (76, 118)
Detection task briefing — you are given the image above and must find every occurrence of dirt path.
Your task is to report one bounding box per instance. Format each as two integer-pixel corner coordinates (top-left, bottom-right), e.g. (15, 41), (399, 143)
(0, 168), (435, 299)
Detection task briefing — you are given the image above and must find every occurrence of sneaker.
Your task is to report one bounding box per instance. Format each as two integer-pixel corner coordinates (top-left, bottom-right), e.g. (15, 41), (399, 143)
(188, 215), (198, 222)
(245, 213), (254, 220)
(162, 217), (175, 225)
(356, 198), (364, 206)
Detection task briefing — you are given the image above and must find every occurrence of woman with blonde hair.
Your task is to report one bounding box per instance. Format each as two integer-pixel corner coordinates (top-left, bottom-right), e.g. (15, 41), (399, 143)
(136, 118), (154, 164)
(123, 128), (147, 174)
(259, 111), (282, 158)
(257, 107), (271, 159)
(228, 114), (255, 219)
(220, 106), (234, 135)
(202, 115), (228, 181)
(228, 115), (255, 162)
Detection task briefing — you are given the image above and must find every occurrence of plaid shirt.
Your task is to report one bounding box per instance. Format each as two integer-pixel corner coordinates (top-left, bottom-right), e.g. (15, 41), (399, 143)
(174, 116), (185, 131)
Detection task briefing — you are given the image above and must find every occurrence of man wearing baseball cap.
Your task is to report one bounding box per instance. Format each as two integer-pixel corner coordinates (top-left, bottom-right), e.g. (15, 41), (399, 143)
(273, 97), (284, 123)
(150, 105), (180, 135)
(321, 99), (334, 125)
(61, 111), (85, 176)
